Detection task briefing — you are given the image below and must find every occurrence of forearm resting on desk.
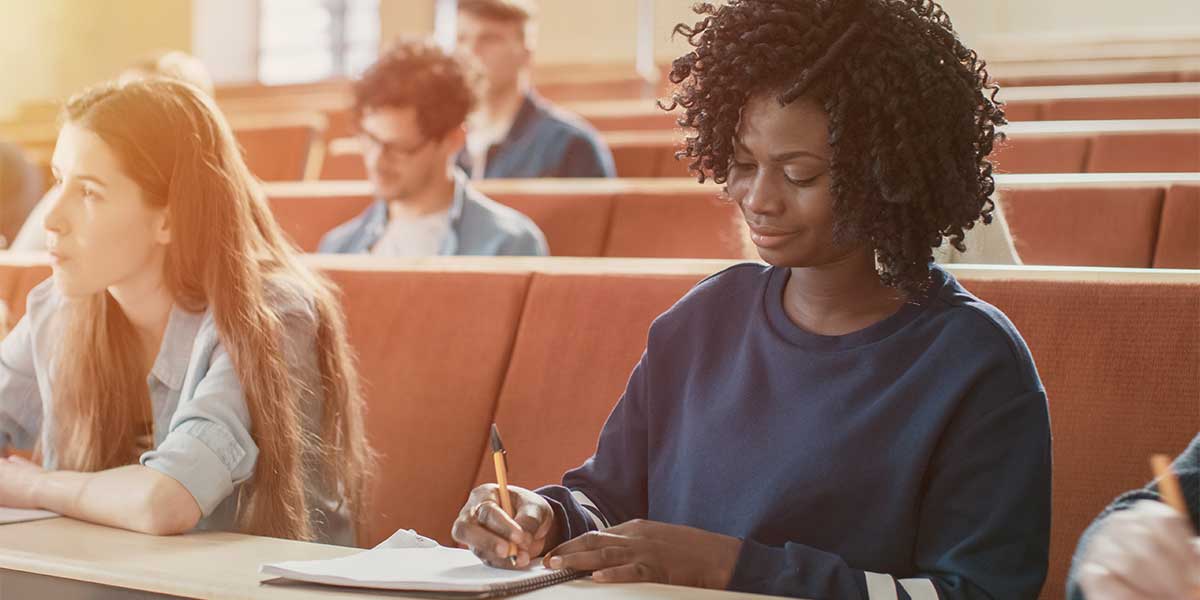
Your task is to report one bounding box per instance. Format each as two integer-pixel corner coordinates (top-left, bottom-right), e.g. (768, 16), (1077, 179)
(33, 465), (202, 535)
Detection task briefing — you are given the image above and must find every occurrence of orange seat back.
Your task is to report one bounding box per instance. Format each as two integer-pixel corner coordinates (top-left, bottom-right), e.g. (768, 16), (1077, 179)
(963, 276), (1200, 600)
(1002, 187), (1164, 267)
(325, 266), (532, 546)
(235, 125), (318, 181)
(473, 271), (703, 491)
(1153, 184), (1200, 268)
(605, 192), (748, 259)
(1086, 131), (1200, 172)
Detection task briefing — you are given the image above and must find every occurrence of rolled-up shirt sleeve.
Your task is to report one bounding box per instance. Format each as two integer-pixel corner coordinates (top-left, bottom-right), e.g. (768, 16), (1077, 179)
(0, 314), (43, 452)
(139, 343), (258, 517)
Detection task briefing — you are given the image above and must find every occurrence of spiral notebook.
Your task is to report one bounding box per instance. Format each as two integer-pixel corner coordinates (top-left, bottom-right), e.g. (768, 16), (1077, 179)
(260, 530), (583, 598)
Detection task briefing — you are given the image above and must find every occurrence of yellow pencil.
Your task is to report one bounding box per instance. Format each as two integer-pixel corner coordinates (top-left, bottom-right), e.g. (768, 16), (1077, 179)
(491, 423), (518, 567)
(1151, 454), (1189, 520)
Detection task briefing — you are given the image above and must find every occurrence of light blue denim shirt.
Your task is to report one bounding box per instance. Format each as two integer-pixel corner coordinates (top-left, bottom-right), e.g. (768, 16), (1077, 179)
(0, 277), (353, 545)
(316, 169), (549, 256)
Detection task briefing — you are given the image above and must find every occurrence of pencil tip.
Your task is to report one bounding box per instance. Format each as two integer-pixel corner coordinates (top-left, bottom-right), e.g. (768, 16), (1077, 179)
(490, 423), (504, 453)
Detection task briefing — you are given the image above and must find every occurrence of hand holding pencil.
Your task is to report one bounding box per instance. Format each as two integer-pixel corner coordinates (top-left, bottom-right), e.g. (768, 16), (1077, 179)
(451, 424), (562, 569)
(1076, 454), (1200, 599)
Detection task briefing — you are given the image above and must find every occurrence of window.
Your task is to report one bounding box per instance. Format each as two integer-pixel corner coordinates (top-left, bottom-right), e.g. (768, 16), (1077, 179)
(258, 0), (380, 84)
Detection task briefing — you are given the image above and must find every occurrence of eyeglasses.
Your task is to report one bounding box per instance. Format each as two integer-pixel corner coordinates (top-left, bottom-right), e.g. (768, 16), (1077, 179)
(357, 130), (433, 160)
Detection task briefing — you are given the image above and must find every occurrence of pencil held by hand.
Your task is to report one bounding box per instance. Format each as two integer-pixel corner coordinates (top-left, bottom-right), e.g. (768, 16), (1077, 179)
(450, 426), (559, 570)
(1152, 454), (1190, 520)
(491, 424), (517, 567)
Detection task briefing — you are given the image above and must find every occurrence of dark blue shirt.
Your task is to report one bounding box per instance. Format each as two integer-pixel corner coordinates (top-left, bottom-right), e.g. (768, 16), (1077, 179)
(540, 263), (1052, 599)
(455, 93), (616, 179)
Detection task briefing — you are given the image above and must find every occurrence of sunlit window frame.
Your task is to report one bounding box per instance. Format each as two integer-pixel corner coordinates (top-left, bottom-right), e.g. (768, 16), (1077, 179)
(256, 0), (380, 85)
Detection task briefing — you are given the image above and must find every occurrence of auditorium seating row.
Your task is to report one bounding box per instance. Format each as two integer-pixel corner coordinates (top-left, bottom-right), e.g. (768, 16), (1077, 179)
(1001, 175), (1200, 269)
(5, 97), (1197, 185)
(308, 120), (1200, 180)
(192, 83), (1200, 143)
(209, 55), (1200, 107)
(220, 82), (1200, 143)
(974, 30), (1200, 64)
(269, 83), (1200, 139)
(265, 178), (748, 259)
(4, 144), (1196, 268)
(0, 253), (1193, 600)
(2, 111), (329, 184)
(596, 121), (1200, 178)
(557, 82), (1200, 131)
(263, 174), (1200, 268)
(202, 55), (1200, 108)
(11, 119), (1199, 186)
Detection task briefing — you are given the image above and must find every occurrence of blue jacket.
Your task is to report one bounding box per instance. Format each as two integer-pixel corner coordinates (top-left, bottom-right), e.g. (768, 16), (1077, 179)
(317, 170), (548, 256)
(455, 93), (616, 179)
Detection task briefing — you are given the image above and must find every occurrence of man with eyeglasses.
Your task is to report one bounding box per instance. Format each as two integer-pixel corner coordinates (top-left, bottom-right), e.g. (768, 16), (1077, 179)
(318, 39), (548, 256)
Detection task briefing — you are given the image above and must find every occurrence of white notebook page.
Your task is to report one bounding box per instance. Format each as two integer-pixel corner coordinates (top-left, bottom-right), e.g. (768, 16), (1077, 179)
(261, 545), (567, 593)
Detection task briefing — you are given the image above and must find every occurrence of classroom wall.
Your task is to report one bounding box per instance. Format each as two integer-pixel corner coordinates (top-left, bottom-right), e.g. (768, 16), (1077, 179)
(0, 0), (192, 118)
(1, 0), (1197, 117)
(936, 0), (1200, 46)
(192, 0), (257, 84)
(380, 0), (438, 45)
(384, 0), (1200, 69)
(417, 0), (701, 67)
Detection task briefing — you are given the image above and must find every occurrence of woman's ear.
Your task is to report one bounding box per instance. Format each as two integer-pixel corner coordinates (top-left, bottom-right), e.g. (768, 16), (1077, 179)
(154, 208), (171, 246)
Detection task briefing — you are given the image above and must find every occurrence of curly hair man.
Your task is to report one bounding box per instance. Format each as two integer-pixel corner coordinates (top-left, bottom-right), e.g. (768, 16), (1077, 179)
(318, 39), (547, 257)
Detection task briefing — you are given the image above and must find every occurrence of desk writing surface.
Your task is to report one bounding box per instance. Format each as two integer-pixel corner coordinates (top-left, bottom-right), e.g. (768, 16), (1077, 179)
(0, 518), (780, 599)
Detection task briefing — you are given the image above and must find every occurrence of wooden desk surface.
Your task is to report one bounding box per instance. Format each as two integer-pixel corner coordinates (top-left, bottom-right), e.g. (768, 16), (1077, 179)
(0, 518), (777, 599)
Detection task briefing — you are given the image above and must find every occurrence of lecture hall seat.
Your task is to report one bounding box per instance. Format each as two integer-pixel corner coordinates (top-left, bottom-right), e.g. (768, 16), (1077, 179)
(1085, 131), (1200, 172)
(1001, 186), (1164, 267)
(1153, 184), (1200, 268)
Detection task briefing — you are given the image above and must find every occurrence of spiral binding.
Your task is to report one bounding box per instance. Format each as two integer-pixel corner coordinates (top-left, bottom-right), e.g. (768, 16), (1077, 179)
(479, 568), (584, 598)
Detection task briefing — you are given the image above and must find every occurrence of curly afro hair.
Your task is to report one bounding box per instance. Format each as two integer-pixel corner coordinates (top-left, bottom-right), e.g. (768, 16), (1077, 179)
(665, 0), (1005, 297)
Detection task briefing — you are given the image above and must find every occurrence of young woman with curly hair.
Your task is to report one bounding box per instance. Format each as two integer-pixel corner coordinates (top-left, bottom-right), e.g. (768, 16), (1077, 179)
(452, 1), (1051, 597)
(0, 80), (373, 545)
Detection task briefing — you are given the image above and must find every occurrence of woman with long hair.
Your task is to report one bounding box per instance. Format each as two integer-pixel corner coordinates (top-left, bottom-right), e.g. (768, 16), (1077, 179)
(452, 0), (1050, 598)
(0, 79), (372, 544)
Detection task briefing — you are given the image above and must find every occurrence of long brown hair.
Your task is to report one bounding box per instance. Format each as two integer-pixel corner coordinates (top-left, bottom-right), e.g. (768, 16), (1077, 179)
(53, 80), (373, 541)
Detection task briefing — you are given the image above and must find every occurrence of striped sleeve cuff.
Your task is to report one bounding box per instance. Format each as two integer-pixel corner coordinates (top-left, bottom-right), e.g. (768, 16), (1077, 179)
(535, 484), (606, 542)
(731, 538), (942, 599)
(570, 490), (610, 529)
(865, 571), (940, 600)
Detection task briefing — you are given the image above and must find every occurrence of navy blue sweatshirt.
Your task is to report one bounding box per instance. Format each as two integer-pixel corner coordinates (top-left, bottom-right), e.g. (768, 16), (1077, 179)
(539, 264), (1052, 599)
